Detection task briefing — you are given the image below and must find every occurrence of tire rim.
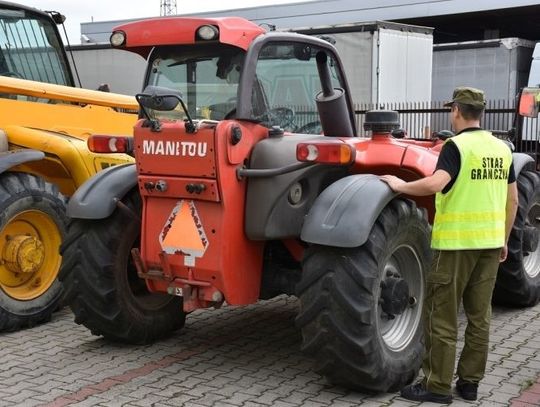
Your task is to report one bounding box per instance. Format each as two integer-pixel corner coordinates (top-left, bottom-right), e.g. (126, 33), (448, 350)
(0, 210), (62, 300)
(523, 202), (540, 278)
(379, 244), (424, 352)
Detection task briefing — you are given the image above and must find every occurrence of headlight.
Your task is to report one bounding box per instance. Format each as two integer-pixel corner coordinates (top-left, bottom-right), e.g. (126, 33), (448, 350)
(196, 25), (219, 41)
(110, 31), (126, 47)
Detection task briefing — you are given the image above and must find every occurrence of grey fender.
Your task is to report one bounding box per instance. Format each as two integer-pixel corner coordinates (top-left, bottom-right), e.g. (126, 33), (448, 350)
(301, 174), (397, 248)
(512, 152), (535, 177)
(0, 150), (45, 173)
(67, 163), (137, 219)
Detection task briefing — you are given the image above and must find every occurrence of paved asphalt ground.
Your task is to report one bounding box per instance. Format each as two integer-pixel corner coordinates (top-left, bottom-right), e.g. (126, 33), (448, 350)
(1, 295), (540, 407)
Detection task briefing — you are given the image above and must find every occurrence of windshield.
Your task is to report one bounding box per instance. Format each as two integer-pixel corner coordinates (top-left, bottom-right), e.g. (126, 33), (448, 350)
(0, 9), (71, 85)
(146, 45), (244, 121)
(144, 42), (344, 134)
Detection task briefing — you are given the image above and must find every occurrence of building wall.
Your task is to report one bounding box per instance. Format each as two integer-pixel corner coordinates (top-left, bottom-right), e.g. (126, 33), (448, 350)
(81, 0), (540, 44)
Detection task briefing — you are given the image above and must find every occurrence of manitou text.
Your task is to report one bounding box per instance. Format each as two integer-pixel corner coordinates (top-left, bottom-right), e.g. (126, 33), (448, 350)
(142, 140), (208, 157)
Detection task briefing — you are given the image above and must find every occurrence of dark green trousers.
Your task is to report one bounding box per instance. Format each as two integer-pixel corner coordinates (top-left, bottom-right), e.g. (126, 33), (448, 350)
(422, 248), (501, 395)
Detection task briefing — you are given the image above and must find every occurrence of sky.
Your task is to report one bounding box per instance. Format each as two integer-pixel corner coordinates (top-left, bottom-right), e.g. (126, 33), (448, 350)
(23, 0), (313, 45)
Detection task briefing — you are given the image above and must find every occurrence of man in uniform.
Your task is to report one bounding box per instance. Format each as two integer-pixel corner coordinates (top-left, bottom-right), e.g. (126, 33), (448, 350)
(380, 87), (519, 404)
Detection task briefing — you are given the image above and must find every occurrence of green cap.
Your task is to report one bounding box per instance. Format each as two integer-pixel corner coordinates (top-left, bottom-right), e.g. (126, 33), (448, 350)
(443, 86), (486, 108)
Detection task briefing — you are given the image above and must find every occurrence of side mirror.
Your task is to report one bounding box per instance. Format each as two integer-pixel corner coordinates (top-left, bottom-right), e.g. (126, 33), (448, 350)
(293, 44), (312, 61)
(136, 86), (182, 111)
(518, 87), (540, 118)
(135, 86), (195, 133)
(47, 11), (66, 25)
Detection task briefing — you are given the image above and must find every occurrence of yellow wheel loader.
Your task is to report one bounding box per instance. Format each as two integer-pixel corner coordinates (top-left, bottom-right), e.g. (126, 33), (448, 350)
(0, 2), (137, 330)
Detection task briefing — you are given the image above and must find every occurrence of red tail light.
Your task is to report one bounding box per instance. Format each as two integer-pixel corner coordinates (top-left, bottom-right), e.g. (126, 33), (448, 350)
(296, 142), (355, 165)
(519, 88), (540, 118)
(88, 135), (133, 154)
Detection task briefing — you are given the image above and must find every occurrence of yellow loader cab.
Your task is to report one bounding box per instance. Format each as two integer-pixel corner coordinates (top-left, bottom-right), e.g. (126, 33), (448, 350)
(0, 2), (137, 331)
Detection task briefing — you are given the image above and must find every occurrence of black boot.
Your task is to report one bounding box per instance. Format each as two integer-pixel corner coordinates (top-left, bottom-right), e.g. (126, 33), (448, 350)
(456, 379), (478, 401)
(400, 382), (453, 404)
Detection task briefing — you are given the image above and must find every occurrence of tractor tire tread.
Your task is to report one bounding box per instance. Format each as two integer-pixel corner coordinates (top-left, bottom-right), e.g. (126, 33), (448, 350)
(296, 199), (429, 393)
(59, 190), (185, 344)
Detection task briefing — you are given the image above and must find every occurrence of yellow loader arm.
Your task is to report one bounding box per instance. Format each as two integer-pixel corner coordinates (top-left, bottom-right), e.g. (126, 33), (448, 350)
(0, 77), (139, 196)
(0, 76), (138, 110)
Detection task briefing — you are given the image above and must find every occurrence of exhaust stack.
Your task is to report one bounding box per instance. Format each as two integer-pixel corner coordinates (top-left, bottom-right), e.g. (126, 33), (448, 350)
(315, 51), (355, 137)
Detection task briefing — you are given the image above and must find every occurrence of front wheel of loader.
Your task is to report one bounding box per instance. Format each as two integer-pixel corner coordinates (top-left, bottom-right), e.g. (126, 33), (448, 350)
(494, 170), (540, 307)
(296, 198), (431, 393)
(59, 189), (185, 344)
(0, 173), (67, 331)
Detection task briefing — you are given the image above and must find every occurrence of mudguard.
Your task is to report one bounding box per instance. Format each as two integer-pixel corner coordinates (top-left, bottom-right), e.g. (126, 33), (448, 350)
(301, 174), (397, 248)
(512, 152), (535, 176)
(67, 163), (137, 219)
(0, 149), (44, 173)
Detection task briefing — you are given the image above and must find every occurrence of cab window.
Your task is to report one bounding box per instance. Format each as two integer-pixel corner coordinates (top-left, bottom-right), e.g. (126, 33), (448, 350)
(0, 9), (70, 85)
(146, 45), (244, 121)
(251, 42), (343, 133)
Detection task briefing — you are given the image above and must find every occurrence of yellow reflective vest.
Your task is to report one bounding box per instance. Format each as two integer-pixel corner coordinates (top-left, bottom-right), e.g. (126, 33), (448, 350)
(432, 130), (512, 250)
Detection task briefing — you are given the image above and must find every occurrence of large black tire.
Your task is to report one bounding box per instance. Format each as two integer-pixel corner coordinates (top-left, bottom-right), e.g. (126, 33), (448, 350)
(296, 199), (431, 393)
(59, 190), (185, 344)
(0, 173), (67, 331)
(494, 170), (540, 307)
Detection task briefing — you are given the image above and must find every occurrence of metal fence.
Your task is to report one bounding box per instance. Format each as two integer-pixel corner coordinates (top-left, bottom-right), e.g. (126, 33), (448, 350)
(294, 98), (539, 161)
(353, 99), (539, 161)
(353, 99), (521, 138)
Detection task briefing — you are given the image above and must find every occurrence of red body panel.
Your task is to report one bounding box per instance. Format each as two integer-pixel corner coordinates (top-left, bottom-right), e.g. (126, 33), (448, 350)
(135, 120), (268, 306)
(114, 17), (266, 58)
(349, 134), (442, 220)
(351, 134), (440, 177)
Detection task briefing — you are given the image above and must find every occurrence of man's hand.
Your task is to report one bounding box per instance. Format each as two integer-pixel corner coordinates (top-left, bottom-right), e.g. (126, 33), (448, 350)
(380, 175), (406, 193)
(380, 170), (451, 197)
(500, 245), (508, 262)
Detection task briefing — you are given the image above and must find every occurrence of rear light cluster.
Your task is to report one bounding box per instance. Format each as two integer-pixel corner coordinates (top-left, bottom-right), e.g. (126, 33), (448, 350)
(88, 135), (133, 154)
(296, 142), (355, 165)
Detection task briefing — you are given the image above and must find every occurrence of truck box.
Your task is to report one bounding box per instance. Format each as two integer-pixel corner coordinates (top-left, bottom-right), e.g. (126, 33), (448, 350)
(432, 38), (536, 101)
(294, 21), (433, 104)
(528, 42), (540, 87)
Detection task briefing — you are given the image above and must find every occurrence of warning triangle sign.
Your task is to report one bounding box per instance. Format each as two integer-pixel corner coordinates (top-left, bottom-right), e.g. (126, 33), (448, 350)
(160, 200), (208, 266)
